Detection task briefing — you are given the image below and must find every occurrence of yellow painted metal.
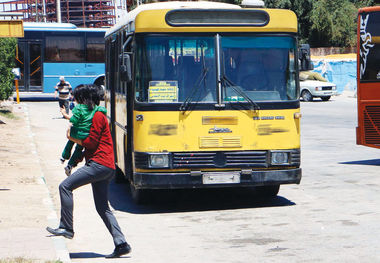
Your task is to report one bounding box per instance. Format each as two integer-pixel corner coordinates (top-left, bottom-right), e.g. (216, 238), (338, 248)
(0, 20), (24, 38)
(133, 109), (300, 152)
(134, 9), (297, 33)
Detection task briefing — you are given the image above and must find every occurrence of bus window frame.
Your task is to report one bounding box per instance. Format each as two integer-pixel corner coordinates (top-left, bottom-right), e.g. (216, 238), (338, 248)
(131, 32), (300, 111)
(44, 31), (105, 63)
(134, 33), (218, 105)
(86, 35), (106, 63)
(165, 9), (270, 27)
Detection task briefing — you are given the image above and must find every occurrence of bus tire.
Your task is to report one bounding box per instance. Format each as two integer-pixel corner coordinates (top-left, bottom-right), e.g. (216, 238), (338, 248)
(321, 96), (331, 101)
(255, 185), (280, 197)
(301, 90), (313, 102)
(130, 183), (150, 204)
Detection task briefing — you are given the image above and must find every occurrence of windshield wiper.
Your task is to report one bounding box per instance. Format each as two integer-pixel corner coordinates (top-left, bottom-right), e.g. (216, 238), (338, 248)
(180, 44), (208, 112)
(179, 67), (208, 112)
(221, 74), (260, 110)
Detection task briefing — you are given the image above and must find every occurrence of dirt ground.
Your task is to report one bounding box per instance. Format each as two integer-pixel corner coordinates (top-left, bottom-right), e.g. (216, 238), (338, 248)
(0, 103), (46, 228)
(0, 102), (57, 261)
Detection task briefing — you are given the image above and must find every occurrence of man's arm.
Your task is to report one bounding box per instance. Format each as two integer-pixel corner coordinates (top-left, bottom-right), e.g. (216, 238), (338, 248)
(66, 126), (82, 145)
(60, 106), (70, 120)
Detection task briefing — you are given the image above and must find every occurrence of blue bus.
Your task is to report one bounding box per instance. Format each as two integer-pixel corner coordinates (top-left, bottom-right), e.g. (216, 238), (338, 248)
(16, 22), (106, 93)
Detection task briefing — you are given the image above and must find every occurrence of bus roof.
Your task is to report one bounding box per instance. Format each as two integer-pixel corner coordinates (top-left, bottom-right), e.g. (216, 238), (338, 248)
(106, 1), (241, 37)
(24, 22), (108, 32)
(358, 6), (380, 14)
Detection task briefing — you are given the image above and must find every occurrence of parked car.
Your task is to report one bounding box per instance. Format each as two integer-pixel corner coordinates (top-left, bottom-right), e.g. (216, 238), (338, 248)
(299, 71), (337, 101)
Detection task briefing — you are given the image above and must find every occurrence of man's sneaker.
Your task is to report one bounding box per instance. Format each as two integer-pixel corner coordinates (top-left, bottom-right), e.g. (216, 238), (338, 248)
(60, 157), (65, 164)
(46, 227), (74, 239)
(64, 165), (72, 176)
(105, 242), (131, 258)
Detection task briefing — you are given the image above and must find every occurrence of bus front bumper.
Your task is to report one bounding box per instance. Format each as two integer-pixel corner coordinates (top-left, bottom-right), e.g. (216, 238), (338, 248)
(133, 168), (301, 189)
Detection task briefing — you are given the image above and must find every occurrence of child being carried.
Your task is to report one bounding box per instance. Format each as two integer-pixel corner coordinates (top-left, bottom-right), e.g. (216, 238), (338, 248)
(60, 84), (106, 176)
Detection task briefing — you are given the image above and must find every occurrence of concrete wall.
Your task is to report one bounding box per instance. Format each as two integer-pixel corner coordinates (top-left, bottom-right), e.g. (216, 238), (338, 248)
(311, 55), (357, 94)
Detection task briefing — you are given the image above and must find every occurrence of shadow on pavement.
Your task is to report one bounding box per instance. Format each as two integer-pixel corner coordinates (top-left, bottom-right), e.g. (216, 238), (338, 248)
(70, 252), (105, 258)
(108, 180), (296, 215)
(70, 252), (131, 259)
(340, 159), (380, 166)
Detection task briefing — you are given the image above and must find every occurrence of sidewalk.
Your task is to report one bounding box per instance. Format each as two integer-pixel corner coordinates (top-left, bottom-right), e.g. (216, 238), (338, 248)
(0, 102), (70, 262)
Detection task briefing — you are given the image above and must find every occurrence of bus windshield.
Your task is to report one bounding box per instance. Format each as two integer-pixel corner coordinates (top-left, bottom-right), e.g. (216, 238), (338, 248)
(359, 11), (380, 82)
(221, 36), (297, 102)
(135, 35), (297, 103)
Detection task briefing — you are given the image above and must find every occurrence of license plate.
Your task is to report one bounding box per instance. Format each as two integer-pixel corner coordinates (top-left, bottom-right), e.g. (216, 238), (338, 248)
(202, 172), (240, 184)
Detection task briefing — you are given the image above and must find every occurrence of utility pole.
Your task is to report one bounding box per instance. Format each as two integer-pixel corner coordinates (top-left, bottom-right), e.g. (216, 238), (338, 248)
(56, 0), (61, 23)
(35, 0), (38, 22)
(42, 0), (46, 22)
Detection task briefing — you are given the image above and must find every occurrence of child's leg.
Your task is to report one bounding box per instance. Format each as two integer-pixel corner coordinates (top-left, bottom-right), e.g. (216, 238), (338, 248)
(62, 140), (75, 160)
(68, 144), (84, 167)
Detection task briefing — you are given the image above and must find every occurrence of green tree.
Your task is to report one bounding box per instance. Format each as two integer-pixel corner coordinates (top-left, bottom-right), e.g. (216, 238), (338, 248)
(309, 0), (357, 47)
(0, 38), (17, 101)
(351, 0), (376, 8)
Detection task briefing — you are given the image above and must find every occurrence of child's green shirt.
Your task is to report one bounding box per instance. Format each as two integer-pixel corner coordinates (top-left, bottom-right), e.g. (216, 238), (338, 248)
(69, 104), (107, 140)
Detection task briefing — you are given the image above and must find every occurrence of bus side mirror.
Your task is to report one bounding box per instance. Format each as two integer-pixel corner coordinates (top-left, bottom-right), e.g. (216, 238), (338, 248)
(298, 44), (314, 71)
(120, 54), (132, 82)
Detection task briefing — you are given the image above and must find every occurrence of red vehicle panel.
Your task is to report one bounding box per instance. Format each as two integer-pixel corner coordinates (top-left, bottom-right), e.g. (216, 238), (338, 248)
(357, 7), (380, 149)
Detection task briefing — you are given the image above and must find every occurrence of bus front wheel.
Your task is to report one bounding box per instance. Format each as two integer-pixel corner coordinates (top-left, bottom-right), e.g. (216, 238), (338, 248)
(255, 185), (280, 197)
(130, 183), (150, 204)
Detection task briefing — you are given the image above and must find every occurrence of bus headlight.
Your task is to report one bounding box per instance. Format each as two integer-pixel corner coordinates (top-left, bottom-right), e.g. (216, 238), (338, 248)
(270, 151), (290, 165)
(149, 153), (169, 168)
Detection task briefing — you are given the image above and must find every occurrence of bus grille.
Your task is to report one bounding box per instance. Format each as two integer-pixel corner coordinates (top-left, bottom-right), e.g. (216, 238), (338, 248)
(364, 106), (380, 144)
(134, 150), (300, 169)
(134, 153), (149, 167)
(173, 151), (268, 168)
(199, 136), (241, 148)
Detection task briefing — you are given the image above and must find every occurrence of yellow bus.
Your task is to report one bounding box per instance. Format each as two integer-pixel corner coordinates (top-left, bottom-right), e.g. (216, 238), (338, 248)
(105, 1), (301, 203)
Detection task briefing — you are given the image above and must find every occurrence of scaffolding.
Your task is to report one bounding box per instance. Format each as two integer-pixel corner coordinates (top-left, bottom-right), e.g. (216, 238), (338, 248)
(0, 0), (116, 27)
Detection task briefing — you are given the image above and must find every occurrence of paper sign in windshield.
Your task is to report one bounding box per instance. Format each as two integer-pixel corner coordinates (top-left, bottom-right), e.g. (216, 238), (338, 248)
(148, 81), (178, 103)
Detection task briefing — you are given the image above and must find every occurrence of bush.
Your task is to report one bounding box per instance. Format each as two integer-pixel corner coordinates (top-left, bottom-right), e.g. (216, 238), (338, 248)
(0, 38), (17, 101)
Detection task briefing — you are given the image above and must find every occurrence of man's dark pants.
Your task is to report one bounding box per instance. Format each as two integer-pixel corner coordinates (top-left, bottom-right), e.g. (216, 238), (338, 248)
(59, 160), (126, 246)
(58, 99), (70, 114)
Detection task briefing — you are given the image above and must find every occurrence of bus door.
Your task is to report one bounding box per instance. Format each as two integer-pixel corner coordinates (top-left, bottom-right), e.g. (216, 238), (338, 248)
(114, 35), (133, 179)
(16, 40), (42, 92)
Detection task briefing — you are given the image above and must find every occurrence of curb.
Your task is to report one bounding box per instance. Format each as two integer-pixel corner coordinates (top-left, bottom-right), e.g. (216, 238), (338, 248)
(21, 103), (71, 263)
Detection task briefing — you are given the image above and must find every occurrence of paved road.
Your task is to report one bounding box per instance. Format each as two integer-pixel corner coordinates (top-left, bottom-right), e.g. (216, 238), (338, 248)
(27, 95), (380, 262)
